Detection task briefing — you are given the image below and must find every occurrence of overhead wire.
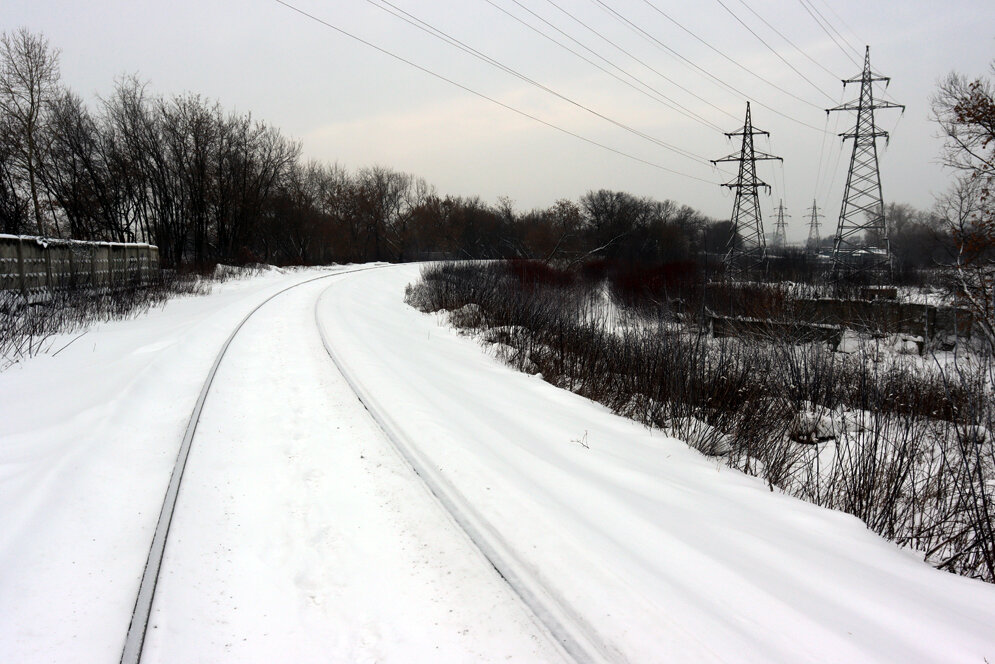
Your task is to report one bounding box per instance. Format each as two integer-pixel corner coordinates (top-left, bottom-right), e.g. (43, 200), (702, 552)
(812, 86), (846, 201)
(712, 0), (837, 102)
(811, 112), (831, 201)
(821, 117), (847, 204)
(542, 0), (739, 123)
(887, 111), (904, 142)
(769, 135), (788, 202)
(637, 0), (830, 108)
(365, 0), (716, 166)
(590, 0), (827, 132)
(801, 0), (862, 57)
(823, 142), (844, 222)
(796, 0), (861, 68)
(270, 0), (720, 185)
(763, 134), (788, 233)
(732, 0), (840, 81)
(482, 0), (727, 133)
(811, 0), (865, 56)
(797, 0), (900, 106)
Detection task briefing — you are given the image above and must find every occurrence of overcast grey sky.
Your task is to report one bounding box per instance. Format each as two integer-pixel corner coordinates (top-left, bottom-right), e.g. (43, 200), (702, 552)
(5, 0), (995, 240)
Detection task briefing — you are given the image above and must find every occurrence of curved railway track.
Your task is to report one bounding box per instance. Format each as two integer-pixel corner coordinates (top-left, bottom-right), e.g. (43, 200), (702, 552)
(120, 264), (613, 664)
(313, 282), (615, 664)
(118, 266), (379, 664)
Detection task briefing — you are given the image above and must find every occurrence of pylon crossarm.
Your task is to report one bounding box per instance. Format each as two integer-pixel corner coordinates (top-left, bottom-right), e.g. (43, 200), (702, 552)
(722, 178), (771, 189)
(713, 152), (780, 164)
(830, 100), (903, 114)
(843, 74), (890, 85)
(875, 101), (905, 111)
(841, 130), (889, 140)
(726, 128), (770, 137)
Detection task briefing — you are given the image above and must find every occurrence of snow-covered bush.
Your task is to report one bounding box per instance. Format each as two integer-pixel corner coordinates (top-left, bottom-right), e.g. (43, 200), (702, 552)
(408, 260), (995, 583)
(1, 269), (210, 369)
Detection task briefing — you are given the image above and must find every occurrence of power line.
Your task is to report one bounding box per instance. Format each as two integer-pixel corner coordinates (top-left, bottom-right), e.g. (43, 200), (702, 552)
(638, 0), (829, 108)
(732, 0), (840, 80)
(813, 87), (845, 200)
(812, 112), (831, 199)
(798, 0), (900, 105)
(366, 0), (715, 166)
(483, 0), (727, 133)
(796, 0), (861, 68)
(802, 0), (862, 57)
(810, 0), (864, 55)
(542, 0), (739, 123)
(767, 135), (789, 204)
(822, 132), (846, 201)
(591, 0), (826, 132)
(713, 0), (838, 101)
(271, 0), (720, 185)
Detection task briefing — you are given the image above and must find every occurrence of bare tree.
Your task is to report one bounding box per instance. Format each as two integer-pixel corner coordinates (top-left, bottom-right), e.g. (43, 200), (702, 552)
(0, 113), (27, 233)
(356, 165), (412, 261)
(933, 63), (995, 349)
(0, 28), (61, 235)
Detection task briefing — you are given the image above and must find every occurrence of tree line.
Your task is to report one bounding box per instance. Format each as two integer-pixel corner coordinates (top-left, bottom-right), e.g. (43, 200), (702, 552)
(1, 27), (990, 279)
(0, 28), (715, 270)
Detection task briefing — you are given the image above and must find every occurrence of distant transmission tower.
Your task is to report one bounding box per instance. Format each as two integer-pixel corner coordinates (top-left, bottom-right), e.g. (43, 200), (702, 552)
(771, 200), (789, 251)
(827, 46), (904, 280)
(806, 199), (824, 251)
(712, 102), (782, 274)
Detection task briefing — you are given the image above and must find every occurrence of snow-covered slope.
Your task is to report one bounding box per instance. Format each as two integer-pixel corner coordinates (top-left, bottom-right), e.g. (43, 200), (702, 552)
(316, 265), (995, 664)
(2, 263), (994, 663)
(0, 266), (564, 663)
(1, 269), (323, 662)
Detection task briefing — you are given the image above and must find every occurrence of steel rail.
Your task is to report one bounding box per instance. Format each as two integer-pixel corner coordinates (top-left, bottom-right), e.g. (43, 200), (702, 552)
(314, 277), (620, 664)
(119, 265), (382, 664)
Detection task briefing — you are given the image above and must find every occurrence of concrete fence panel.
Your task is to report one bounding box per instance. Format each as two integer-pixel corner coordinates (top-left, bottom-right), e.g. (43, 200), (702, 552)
(0, 235), (160, 295)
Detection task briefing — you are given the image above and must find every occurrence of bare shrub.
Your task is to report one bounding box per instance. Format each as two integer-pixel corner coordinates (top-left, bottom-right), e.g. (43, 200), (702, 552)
(1, 269), (210, 369)
(408, 260), (995, 583)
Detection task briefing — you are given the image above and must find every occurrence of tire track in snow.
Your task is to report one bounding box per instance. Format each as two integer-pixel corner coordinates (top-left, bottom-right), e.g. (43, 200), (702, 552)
(314, 280), (622, 664)
(119, 265), (383, 664)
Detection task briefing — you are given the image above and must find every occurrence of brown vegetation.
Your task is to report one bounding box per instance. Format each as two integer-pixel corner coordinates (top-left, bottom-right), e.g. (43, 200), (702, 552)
(408, 260), (995, 582)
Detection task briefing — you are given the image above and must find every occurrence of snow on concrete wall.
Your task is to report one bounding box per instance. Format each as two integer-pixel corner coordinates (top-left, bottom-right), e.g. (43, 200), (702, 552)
(0, 234), (160, 294)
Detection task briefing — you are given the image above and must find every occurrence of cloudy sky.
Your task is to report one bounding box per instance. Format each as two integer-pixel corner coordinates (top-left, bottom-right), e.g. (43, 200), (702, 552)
(6, 0), (995, 241)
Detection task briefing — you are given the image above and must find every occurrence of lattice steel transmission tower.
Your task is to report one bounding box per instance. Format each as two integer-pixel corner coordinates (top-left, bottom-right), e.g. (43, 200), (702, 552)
(712, 102), (782, 274)
(806, 199), (824, 251)
(771, 200), (789, 251)
(827, 46), (904, 279)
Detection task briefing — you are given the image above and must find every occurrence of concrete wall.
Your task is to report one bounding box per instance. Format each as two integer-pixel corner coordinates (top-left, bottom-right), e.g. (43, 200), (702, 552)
(791, 298), (972, 341)
(708, 314), (843, 345)
(0, 235), (160, 295)
(699, 283), (972, 342)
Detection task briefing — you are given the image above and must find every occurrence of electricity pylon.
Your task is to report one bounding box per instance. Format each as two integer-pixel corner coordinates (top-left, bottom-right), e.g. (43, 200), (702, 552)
(771, 200), (789, 251)
(827, 46), (904, 280)
(806, 199), (824, 252)
(711, 102), (782, 275)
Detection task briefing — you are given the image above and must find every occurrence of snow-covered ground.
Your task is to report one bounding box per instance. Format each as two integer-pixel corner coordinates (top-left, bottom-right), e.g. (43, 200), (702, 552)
(2, 263), (995, 663)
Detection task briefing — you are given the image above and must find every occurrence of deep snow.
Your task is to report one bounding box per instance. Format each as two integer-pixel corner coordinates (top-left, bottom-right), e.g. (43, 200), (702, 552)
(1, 263), (994, 663)
(317, 265), (995, 663)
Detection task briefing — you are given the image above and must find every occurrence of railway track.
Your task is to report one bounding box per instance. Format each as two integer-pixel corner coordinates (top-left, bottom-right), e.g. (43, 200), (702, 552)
(120, 264), (613, 664)
(313, 283), (616, 664)
(118, 266), (379, 664)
